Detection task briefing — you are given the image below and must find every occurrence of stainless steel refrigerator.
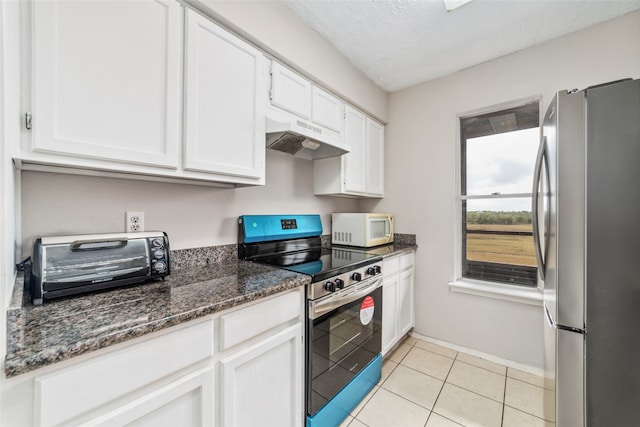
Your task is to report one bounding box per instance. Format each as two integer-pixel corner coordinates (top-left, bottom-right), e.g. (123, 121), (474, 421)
(534, 78), (640, 426)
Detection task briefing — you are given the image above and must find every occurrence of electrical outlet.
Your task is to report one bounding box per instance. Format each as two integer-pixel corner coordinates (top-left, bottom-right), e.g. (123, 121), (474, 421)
(125, 212), (144, 232)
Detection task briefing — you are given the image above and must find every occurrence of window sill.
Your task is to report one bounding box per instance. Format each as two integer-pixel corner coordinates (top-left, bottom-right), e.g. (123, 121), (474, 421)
(448, 279), (543, 306)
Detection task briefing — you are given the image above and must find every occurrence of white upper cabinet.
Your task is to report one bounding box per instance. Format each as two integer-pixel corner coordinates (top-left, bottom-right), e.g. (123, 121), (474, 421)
(269, 62), (312, 119)
(311, 86), (343, 133)
(31, 0), (182, 168)
(343, 105), (367, 194)
(18, 0), (266, 186)
(183, 9), (265, 179)
(366, 118), (385, 197)
(269, 61), (344, 133)
(313, 105), (385, 198)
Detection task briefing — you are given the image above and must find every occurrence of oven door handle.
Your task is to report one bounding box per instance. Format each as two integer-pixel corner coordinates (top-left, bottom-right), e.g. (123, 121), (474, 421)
(309, 277), (382, 320)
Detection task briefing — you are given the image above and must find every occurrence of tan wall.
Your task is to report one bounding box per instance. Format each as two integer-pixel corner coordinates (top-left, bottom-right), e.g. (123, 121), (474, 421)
(20, 151), (360, 253)
(361, 11), (640, 367)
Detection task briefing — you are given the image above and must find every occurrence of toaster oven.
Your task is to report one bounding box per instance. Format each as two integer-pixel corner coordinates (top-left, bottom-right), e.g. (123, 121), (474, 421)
(29, 231), (170, 305)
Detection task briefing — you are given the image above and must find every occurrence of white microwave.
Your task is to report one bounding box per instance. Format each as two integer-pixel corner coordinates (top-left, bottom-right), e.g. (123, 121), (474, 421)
(331, 213), (394, 247)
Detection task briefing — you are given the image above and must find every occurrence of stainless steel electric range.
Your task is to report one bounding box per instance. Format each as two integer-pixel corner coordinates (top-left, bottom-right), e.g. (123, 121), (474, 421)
(238, 214), (383, 427)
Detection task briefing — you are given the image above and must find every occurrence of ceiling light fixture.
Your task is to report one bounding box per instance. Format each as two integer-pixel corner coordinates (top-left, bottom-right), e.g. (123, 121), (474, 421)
(443, 0), (474, 12)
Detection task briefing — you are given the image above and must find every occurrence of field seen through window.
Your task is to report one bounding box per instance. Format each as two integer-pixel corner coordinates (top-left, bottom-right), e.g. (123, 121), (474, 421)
(466, 211), (536, 267)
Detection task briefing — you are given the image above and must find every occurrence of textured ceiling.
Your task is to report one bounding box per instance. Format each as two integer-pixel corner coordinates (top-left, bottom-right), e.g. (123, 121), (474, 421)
(285, 0), (640, 92)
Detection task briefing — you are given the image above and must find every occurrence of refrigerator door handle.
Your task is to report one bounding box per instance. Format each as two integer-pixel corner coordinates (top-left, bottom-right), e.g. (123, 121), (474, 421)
(545, 304), (586, 335)
(544, 303), (555, 328)
(532, 136), (547, 281)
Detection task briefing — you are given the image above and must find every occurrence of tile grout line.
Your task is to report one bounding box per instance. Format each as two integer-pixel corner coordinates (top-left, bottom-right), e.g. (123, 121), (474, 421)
(422, 347), (459, 425)
(379, 337), (549, 427)
(352, 337), (415, 424)
(501, 369), (508, 426)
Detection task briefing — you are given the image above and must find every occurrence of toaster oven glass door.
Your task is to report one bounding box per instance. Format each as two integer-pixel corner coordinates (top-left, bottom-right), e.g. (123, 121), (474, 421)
(43, 239), (150, 290)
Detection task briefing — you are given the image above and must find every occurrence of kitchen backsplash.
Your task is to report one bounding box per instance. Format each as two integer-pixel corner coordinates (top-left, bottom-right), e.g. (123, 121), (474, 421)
(172, 234), (416, 268)
(170, 244), (238, 269)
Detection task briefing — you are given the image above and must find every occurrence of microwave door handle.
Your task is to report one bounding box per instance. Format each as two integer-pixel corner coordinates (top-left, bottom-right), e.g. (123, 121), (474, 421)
(70, 238), (129, 251)
(385, 215), (393, 239)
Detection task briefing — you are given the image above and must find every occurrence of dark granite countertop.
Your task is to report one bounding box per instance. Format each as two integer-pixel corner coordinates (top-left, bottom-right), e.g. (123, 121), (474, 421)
(346, 243), (417, 258)
(4, 238), (416, 378)
(5, 255), (310, 378)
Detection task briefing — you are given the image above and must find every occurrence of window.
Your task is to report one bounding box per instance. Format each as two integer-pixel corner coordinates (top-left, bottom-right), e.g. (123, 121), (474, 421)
(460, 100), (540, 287)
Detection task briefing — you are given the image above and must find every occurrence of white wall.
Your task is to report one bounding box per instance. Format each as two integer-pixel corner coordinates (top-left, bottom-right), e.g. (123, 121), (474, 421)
(189, 0), (388, 123)
(361, 11), (640, 367)
(21, 151), (359, 253)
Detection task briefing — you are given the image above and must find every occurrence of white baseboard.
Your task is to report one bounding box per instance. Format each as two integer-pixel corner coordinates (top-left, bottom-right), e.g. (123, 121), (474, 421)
(409, 331), (545, 377)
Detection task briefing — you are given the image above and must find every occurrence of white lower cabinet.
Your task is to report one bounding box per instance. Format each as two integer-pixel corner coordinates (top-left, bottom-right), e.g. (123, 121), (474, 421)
(382, 252), (415, 356)
(3, 288), (304, 427)
(85, 367), (215, 427)
(220, 324), (302, 427)
(382, 271), (399, 356)
(34, 320), (215, 427)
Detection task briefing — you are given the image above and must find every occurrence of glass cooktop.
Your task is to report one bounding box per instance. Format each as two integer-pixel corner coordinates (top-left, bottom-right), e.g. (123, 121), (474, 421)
(252, 247), (382, 283)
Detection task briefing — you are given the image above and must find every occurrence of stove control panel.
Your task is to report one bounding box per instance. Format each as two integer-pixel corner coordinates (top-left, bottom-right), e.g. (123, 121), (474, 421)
(309, 263), (382, 300)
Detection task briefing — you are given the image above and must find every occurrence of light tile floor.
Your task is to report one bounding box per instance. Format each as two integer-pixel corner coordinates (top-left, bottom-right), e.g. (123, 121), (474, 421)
(340, 336), (555, 427)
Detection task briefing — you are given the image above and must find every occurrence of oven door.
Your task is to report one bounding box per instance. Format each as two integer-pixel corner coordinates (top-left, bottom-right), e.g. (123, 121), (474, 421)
(307, 278), (382, 417)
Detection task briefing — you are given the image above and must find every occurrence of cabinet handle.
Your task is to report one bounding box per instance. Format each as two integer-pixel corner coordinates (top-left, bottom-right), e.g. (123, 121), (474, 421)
(25, 112), (32, 130)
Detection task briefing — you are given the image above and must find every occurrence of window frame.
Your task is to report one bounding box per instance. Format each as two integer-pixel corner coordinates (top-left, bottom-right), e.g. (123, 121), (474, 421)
(451, 95), (543, 303)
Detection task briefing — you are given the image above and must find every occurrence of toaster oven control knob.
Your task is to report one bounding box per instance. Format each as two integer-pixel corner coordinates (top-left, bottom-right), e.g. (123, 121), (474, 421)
(366, 266), (376, 276)
(153, 249), (165, 259)
(324, 281), (336, 293)
(351, 272), (362, 282)
(154, 261), (167, 273)
(335, 278), (345, 289)
(151, 238), (164, 248)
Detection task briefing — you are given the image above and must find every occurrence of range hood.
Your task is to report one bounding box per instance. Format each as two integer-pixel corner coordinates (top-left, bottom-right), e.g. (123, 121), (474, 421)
(265, 109), (350, 160)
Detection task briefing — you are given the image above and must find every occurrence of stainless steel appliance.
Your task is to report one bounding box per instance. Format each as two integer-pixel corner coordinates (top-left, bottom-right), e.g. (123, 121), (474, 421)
(533, 79), (640, 426)
(331, 213), (394, 247)
(29, 231), (170, 304)
(238, 214), (383, 427)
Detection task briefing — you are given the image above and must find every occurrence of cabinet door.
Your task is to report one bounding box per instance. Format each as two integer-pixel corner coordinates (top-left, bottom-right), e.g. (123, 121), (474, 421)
(382, 274), (399, 357)
(398, 268), (415, 337)
(366, 119), (385, 196)
(85, 368), (214, 427)
(343, 105), (367, 194)
(183, 9), (265, 180)
(220, 323), (303, 427)
(311, 86), (343, 132)
(34, 320), (214, 427)
(270, 62), (311, 119)
(32, 0), (181, 168)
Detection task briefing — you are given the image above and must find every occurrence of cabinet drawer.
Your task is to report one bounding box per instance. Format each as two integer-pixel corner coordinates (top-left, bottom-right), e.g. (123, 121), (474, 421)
(383, 255), (400, 276)
(219, 289), (302, 351)
(400, 252), (415, 270)
(35, 320), (214, 427)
